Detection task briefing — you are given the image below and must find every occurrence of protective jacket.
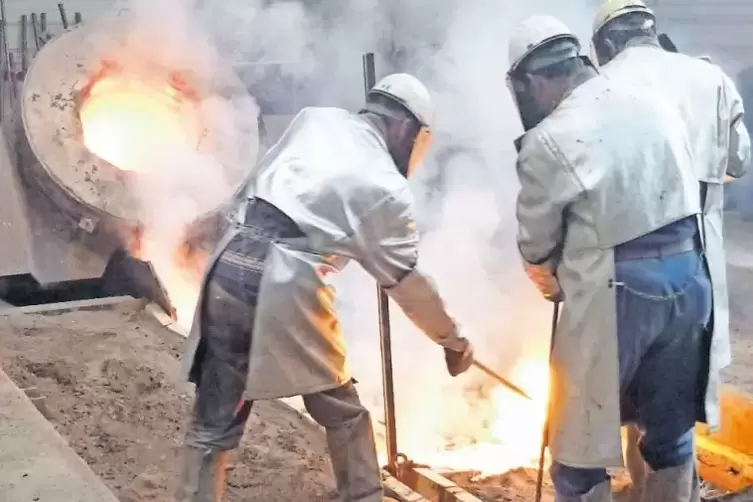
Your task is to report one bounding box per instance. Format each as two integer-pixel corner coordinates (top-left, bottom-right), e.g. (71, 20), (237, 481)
(182, 107), (466, 400)
(516, 74), (702, 468)
(599, 43), (751, 428)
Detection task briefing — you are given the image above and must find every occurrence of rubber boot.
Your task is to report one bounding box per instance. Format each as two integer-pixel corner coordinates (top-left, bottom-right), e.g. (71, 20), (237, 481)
(643, 461), (698, 502)
(556, 480), (613, 502)
(176, 446), (229, 502)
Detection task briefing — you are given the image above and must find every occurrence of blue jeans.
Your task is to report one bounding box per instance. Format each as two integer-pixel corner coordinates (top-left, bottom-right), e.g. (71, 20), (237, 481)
(551, 250), (712, 496)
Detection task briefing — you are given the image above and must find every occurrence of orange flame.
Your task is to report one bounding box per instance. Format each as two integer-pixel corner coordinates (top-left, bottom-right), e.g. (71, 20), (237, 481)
(376, 359), (550, 476)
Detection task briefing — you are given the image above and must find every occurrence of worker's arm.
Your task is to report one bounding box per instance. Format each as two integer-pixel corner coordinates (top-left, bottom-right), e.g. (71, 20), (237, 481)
(722, 73), (751, 180)
(352, 186), (468, 353)
(516, 131), (583, 302)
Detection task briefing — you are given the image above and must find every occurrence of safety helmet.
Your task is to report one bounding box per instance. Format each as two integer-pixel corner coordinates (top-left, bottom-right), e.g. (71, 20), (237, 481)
(368, 73), (434, 129)
(592, 0), (655, 36)
(508, 16), (580, 76)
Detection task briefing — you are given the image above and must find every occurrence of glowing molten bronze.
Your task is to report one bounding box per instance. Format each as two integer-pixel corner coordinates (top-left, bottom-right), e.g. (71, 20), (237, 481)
(79, 76), (199, 173)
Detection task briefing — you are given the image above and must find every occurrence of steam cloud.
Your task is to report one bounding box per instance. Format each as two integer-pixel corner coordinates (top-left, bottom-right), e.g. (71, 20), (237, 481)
(105, 0), (602, 469)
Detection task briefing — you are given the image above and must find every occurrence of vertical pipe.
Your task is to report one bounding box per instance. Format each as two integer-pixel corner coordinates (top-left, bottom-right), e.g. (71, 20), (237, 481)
(58, 3), (69, 29)
(362, 52), (399, 474)
(0, 21), (4, 118)
(40, 13), (48, 43)
(20, 15), (27, 75)
(30, 13), (40, 50)
(73, 12), (82, 25)
(1, 0), (13, 105)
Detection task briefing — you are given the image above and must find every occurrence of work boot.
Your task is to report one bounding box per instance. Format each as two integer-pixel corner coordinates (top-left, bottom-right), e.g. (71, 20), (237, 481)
(303, 385), (383, 502)
(176, 446), (229, 502)
(642, 461), (699, 502)
(556, 481), (613, 502)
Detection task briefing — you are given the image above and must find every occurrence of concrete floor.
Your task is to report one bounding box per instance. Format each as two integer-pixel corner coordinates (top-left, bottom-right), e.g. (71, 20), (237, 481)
(0, 367), (119, 502)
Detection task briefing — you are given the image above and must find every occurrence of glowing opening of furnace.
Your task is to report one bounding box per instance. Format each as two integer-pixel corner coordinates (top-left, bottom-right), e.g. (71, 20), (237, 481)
(79, 76), (199, 173)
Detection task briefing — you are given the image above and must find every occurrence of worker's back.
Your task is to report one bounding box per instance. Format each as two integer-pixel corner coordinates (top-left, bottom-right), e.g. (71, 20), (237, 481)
(249, 106), (411, 259)
(521, 72), (701, 257)
(239, 107), (417, 400)
(598, 44), (751, 371)
(599, 45), (743, 184)
(517, 73), (703, 464)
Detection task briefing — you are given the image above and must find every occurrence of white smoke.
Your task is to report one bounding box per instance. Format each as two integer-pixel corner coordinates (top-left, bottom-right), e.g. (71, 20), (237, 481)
(96, 0), (598, 469)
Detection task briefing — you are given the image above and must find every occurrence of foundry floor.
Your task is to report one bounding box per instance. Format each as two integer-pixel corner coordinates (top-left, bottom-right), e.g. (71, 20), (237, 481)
(0, 366), (120, 502)
(1, 216), (753, 502)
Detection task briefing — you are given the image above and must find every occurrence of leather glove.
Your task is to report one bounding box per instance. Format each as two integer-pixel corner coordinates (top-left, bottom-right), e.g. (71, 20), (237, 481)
(444, 337), (473, 377)
(522, 261), (563, 303)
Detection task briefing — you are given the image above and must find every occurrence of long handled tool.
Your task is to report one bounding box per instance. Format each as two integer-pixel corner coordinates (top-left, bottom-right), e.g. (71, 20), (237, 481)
(535, 301), (560, 502)
(362, 52), (400, 475)
(472, 359), (532, 400)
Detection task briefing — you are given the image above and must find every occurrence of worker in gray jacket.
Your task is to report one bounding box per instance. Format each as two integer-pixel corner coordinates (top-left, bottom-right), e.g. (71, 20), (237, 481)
(508, 15), (710, 502)
(591, 1), (751, 499)
(177, 73), (474, 502)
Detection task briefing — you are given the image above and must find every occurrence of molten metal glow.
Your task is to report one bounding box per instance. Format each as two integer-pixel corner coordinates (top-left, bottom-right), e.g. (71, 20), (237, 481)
(377, 359), (550, 476)
(80, 76), (197, 173)
(136, 235), (205, 330)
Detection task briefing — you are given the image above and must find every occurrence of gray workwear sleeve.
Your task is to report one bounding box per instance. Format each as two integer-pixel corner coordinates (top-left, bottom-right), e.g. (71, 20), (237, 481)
(728, 118), (751, 179)
(515, 130), (582, 299)
(723, 73), (751, 179)
(352, 188), (465, 351)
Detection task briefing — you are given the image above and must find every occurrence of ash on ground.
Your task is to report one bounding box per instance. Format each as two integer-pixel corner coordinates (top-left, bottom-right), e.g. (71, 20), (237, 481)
(0, 303), (337, 502)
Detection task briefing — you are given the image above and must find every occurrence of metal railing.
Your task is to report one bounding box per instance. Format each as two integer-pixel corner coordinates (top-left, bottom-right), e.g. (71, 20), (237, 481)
(0, 2), (83, 127)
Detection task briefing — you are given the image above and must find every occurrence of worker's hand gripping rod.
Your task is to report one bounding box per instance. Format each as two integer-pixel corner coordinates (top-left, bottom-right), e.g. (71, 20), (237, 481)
(362, 52), (400, 475)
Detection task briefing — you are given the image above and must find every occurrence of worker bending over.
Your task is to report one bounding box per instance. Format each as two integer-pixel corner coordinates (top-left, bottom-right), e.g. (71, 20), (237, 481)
(591, 1), (751, 499)
(177, 73), (474, 502)
(508, 16), (710, 502)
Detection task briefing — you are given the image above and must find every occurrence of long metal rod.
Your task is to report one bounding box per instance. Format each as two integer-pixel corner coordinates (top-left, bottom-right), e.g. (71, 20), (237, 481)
(30, 13), (40, 50)
(471, 360), (532, 400)
(363, 51), (399, 473)
(535, 301), (560, 502)
(0, 0), (5, 119)
(19, 15), (27, 75)
(58, 3), (69, 29)
(0, 0), (13, 108)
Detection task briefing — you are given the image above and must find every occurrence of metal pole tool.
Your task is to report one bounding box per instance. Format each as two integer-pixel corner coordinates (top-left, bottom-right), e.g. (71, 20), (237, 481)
(535, 301), (560, 502)
(362, 52), (400, 475)
(472, 360), (532, 400)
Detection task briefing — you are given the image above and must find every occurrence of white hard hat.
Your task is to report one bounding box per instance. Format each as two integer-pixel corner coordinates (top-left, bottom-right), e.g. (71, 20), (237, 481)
(508, 16), (580, 75)
(593, 0), (655, 35)
(369, 73), (434, 128)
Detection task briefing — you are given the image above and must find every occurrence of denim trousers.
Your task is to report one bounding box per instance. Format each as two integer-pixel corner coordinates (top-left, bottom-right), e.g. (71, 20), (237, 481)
(551, 250), (712, 496)
(184, 279), (383, 501)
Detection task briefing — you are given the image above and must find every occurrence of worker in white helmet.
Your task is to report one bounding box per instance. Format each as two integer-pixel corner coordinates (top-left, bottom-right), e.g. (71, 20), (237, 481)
(592, 1), (751, 499)
(508, 15), (710, 502)
(176, 73), (474, 502)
